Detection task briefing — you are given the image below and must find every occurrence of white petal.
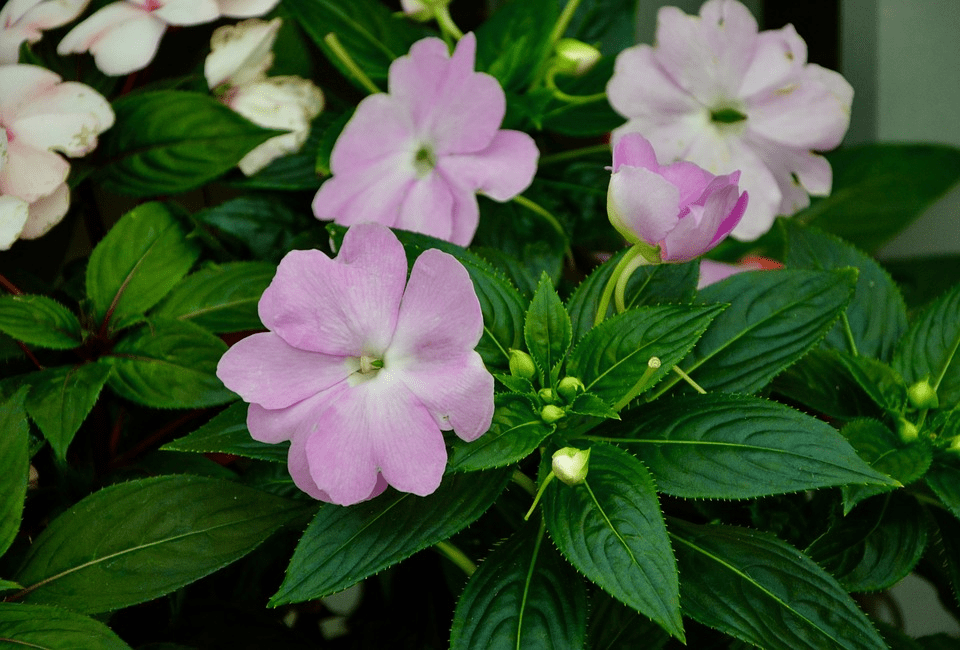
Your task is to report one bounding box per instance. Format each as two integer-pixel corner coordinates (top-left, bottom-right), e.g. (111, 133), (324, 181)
(0, 194), (29, 249)
(19, 180), (69, 239)
(12, 81), (114, 157)
(152, 0), (219, 26)
(216, 0), (281, 18)
(204, 17), (280, 89)
(58, 4), (166, 76)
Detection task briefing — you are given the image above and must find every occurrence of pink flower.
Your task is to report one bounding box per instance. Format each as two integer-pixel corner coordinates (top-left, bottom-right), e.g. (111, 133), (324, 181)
(57, 0), (280, 76)
(216, 223), (495, 506)
(608, 133), (747, 262)
(0, 0), (91, 64)
(312, 33), (539, 247)
(0, 64), (114, 249)
(606, 0), (853, 240)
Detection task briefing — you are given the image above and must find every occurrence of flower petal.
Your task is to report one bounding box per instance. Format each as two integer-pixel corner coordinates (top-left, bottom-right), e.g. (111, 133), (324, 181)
(437, 129), (538, 201)
(153, 0), (219, 25)
(395, 172), (454, 242)
(0, 138), (69, 202)
(258, 223), (407, 356)
(216, 0), (281, 18)
(739, 24), (806, 99)
(0, 64), (60, 113)
(312, 151), (415, 229)
(204, 17), (280, 88)
(0, 195), (29, 250)
(245, 383), (345, 445)
(58, 4), (166, 76)
(19, 180), (69, 239)
(12, 81), (114, 157)
(327, 93), (414, 176)
(606, 45), (702, 120)
(662, 184), (745, 261)
(607, 164), (680, 246)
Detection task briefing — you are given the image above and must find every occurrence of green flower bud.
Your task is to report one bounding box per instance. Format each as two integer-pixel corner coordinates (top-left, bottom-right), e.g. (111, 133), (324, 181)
(553, 38), (601, 77)
(898, 417), (919, 444)
(557, 376), (585, 403)
(541, 404), (565, 424)
(508, 349), (536, 379)
(907, 379), (939, 410)
(949, 437), (960, 453)
(539, 387), (558, 404)
(552, 446), (591, 485)
(400, 0), (450, 22)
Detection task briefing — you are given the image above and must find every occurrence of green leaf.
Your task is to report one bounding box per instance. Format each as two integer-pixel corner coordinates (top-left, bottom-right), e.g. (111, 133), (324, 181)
(566, 305), (723, 409)
(475, 0), (559, 91)
(783, 222), (908, 361)
(86, 202), (200, 333)
(669, 268), (856, 396)
(798, 144), (960, 252)
(928, 506), (960, 609)
(283, 0), (427, 86)
(14, 476), (311, 614)
(223, 113), (330, 191)
(151, 262), (275, 333)
(99, 91), (278, 196)
(605, 393), (899, 499)
(0, 603), (132, 650)
(450, 521), (587, 649)
(806, 493), (927, 592)
(193, 195), (314, 261)
(447, 394), (552, 472)
(568, 392), (619, 420)
(0, 580), (21, 592)
(524, 273), (572, 386)
(543, 442), (683, 640)
(669, 518), (887, 650)
(102, 320), (234, 409)
(893, 282), (960, 409)
(0, 295), (82, 349)
(839, 418), (931, 512)
(836, 354), (909, 414)
(24, 363), (112, 461)
(162, 401), (288, 464)
(772, 348), (882, 420)
(586, 588), (671, 650)
(0, 388), (29, 557)
(884, 253), (960, 310)
(270, 468), (510, 605)
(925, 456), (960, 522)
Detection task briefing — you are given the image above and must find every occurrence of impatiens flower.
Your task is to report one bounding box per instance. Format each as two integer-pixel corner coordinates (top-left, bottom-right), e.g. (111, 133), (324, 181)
(216, 223), (495, 506)
(0, 64), (114, 249)
(312, 33), (539, 247)
(606, 0), (853, 240)
(0, 0), (91, 64)
(57, 0), (280, 76)
(205, 19), (323, 176)
(608, 133), (747, 262)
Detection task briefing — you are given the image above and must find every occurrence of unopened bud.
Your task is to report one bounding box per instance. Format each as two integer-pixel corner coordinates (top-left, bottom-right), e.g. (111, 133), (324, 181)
(949, 437), (960, 453)
(539, 387), (558, 404)
(552, 446), (591, 485)
(540, 404), (565, 424)
(509, 349), (536, 380)
(400, 0), (450, 21)
(907, 379), (939, 410)
(553, 38), (601, 77)
(898, 417), (919, 443)
(557, 376), (585, 403)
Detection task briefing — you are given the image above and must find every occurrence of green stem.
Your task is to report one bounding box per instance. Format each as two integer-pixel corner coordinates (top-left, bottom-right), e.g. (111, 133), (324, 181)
(539, 143), (611, 166)
(527, 0), (584, 91)
(672, 365), (707, 394)
(545, 70), (608, 105)
(611, 356), (661, 412)
(840, 313), (859, 357)
(433, 4), (463, 41)
(595, 245), (644, 327)
(614, 252), (654, 313)
(324, 33), (381, 95)
(524, 471), (556, 521)
(512, 469), (537, 496)
(434, 540), (477, 576)
(512, 195), (574, 264)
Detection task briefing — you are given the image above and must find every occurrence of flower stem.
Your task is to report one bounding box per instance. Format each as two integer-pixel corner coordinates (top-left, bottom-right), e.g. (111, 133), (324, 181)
(433, 4), (463, 42)
(611, 356), (661, 412)
(539, 143), (611, 166)
(613, 250), (653, 313)
(840, 313), (859, 357)
(523, 471), (556, 521)
(511, 195), (574, 264)
(595, 245), (643, 327)
(544, 70), (608, 105)
(548, 0), (584, 53)
(434, 540), (476, 576)
(672, 365), (707, 394)
(323, 33), (381, 95)
(511, 469), (537, 496)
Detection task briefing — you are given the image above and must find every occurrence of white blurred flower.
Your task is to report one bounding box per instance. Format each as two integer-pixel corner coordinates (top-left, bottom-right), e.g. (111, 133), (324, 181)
(0, 0), (91, 64)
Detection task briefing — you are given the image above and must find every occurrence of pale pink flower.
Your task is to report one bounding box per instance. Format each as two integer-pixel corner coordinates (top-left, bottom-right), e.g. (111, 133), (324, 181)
(608, 133), (747, 262)
(607, 0), (853, 240)
(0, 64), (113, 249)
(216, 223), (495, 506)
(57, 0), (280, 76)
(0, 0), (91, 64)
(312, 33), (539, 247)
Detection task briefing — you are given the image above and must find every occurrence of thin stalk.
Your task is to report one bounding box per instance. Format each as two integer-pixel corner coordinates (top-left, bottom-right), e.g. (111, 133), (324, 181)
(672, 365), (707, 394)
(512, 195), (574, 264)
(433, 4), (463, 41)
(595, 245), (643, 327)
(434, 540), (476, 576)
(324, 33), (381, 95)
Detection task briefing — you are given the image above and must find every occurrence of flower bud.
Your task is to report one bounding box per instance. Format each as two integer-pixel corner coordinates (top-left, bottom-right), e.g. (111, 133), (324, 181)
(557, 376), (585, 403)
(400, 0), (450, 21)
(552, 446), (591, 485)
(553, 38), (601, 77)
(540, 404), (565, 424)
(907, 379), (939, 410)
(898, 417), (919, 444)
(539, 387), (558, 404)
(508, 349), (536, 380)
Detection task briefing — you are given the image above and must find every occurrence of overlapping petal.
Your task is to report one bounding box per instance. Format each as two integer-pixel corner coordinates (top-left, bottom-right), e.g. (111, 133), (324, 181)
(0, 0), (91, 64)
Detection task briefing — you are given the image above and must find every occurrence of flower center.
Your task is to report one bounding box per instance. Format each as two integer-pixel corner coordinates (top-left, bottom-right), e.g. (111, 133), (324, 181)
(144, 0), (163, 10)
(710, 107), (747, 124)
(348, 354), (384, 386)
(413, 145), (436, 178)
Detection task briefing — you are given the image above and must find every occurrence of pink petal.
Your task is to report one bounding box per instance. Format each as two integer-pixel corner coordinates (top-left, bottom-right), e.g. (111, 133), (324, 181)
(216, 0), (281, 17)
(312, 151), (415, 228)
(286, 431), (333, 500)
(216, 332), (355, 409)
(12, 82), (114, 157)
(0, 64), (60, 113)
(245, 383), (346, 444)
(607, 164), (680, 246)
(697, 258), (762, 289)
(395, 172), (455, 242)
(6, 0), (91, 31)
(0, 195), (30, 250)
(612, 132), (660, 172)
(0, 138), (69, 202)
(438, 129), (539, 201)
(606, 45), (701, 121)
(19, 180), (69, 239)
(739, 24), (806, 98)
(328, 94), (415, 176)
(662, 184), (745, 261)
(153, 0), (219, 25)
(258, 223), (407, 356)
(446, 179), (480, 247)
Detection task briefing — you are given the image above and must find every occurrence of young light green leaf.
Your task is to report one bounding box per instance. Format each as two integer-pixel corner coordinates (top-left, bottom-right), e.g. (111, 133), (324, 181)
(669, 518), (888, 650)
(0, 295), (82, 349)
(450, 522), (588, 649)
(543, 442), (683, 640)
(605, 393), (899, 499)
(0, 603), (132, 650)
(14, 476), (312, 614)
(99, 91), (279, 197)
(893, 282), (960, 409)
(151, 262), (275, 333)
(162, 401), (288, 464)
(24, 363), (112, 461)
(0, 387), (29, 557)
(102, 320), (234, 409)
(524, 273), (572, 386)
(86, 202), (200, 333)
(446, 394), (552, 473)
(270, 468), (510, 605)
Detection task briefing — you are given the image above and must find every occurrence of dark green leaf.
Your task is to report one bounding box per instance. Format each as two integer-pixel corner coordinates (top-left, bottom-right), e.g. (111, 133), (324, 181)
(783, 222), (907, 360)
(772, 348), (881, 420)
(605, 393), (898, 499)
(0, 603), (132, 649)
(193, 195), (313, 261)
(586, 588), (671, 650)
(669, 518), (887, 650)
(494, 373), (536, 394)
(450, 522), (587, 649)
(568, 392), (619, 419)
(24, 363), (112, 461)
(836, 354), (909, 413)
(928, 507), (960, 610)
(314, 109), (352, 177)
(0, 295), (82, 349)
(840, 418), (930, 512)
(162, 401), (289, 463)
(524, 274), (572, 386)
(270, 468), (510, 605)
(925, 456), (960, 522)
(885, 253), (960, 310)
(99, 91), (278, 196)
(102, 320), (234, 409)
(447, 394), (552, 472)
(543, 443), (683, 640)
(86, 202), (200, 333)
(475, 0), (558, 91)
(15, 476), (311, 613)
(0, 388), (29, 557)
(151, 262), (275, 333)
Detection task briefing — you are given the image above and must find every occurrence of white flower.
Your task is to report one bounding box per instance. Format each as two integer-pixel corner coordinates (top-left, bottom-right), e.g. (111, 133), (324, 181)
(0, 0), (91, 64)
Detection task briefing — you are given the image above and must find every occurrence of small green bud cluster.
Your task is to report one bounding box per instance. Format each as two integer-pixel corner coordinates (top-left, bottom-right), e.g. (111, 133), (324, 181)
(907, 379), (939, 410)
